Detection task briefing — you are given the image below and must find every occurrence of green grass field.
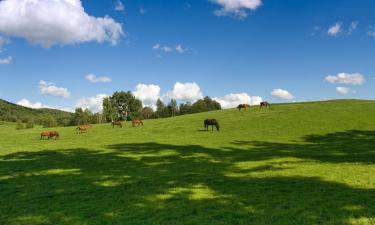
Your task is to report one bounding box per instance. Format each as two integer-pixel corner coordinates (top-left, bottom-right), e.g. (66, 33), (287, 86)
(1, 100), (375, 225)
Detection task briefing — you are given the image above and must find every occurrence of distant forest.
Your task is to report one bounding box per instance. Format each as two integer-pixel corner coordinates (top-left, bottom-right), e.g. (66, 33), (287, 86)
(0, 92), (221, 128)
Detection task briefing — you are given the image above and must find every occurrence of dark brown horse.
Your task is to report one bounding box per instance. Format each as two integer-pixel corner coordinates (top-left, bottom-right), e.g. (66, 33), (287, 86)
(40, 131), (59, 140)
(204, 119), (220, 131)
(237, 104), (250, 111)
(112, 121), (123, 128)
(132, 118), (143, 127)
(260, 101), (270, 109)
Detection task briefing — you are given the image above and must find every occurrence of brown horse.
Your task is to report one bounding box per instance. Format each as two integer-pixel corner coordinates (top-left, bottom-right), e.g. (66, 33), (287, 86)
(76, 126), (88, 134)
(204, 119), (220, 131)
(260, 101), (270, 109)
(132, 118), (143, 127)
(237, 104), (250, 111)
(40, 131), (59, 140)
(112, 121), (123, 128)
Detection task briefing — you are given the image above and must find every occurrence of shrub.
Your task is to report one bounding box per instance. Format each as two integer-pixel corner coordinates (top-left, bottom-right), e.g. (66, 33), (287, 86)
(16, 121), (24, 130)
(26, 121), (34, 129)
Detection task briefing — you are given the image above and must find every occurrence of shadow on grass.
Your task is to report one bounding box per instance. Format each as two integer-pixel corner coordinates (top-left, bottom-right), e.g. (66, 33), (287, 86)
(0, 130), (374, 225)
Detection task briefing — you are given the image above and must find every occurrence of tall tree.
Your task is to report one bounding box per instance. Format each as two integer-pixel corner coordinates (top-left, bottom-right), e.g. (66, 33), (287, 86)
(102, 91), (142, 121)
(168, 99), (178, 117)
(156, 99), (165, 118)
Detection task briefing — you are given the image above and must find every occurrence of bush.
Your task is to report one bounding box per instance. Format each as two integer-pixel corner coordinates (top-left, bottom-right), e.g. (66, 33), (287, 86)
(42, 116), (57, 128)
(16, 122), (24, 130)
(26, 121), (34, 129)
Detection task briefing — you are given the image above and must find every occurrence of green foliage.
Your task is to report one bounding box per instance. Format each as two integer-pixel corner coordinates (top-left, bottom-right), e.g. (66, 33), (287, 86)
(102, 91), (142, 121)
(42, 116), (57, 128)
(25, 121), (34, 129)
(0, 100), (374, 225)
(15, 120), (24, 130)
(0, 99), (73, 126)
(141, 107), (154, 119)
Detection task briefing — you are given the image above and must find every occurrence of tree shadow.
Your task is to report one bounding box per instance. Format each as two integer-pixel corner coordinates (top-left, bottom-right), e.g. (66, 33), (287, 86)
(0, 131), (374, 225)
(231, 130), (375, 164)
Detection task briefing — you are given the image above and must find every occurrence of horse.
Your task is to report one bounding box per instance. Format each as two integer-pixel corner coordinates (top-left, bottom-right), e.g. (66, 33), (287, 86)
(112, 121), (123, 128)
(237, 104), (250, 111)
(260, 101), (270, 109)
(76, 126), (88, 134)
(132, 118), (143, 127)
(40, 131), (59, 140)
(204, 119), (220, 131)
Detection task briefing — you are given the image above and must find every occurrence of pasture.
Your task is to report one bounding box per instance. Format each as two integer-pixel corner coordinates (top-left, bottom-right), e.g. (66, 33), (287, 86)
(0, 100), (374, 225)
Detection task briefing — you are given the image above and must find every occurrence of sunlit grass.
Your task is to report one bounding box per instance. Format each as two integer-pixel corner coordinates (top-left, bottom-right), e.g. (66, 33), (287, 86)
(0, 100), (374, 225)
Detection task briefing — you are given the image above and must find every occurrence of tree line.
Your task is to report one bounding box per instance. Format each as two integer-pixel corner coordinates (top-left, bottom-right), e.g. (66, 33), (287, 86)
(0, 91), (221, 128)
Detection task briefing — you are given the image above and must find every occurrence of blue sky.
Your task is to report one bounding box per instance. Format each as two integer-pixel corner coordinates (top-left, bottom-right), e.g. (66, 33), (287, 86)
(0, 0), (374, 111)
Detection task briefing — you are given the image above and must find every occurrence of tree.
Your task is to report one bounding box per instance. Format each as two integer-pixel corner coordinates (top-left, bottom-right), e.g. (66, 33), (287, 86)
(141, 107), (154, 119)
(156, 99), (165, 118)
(168, 99), (178, 117)
(102, 91), (142, 121)
(42, 116), (57, 128)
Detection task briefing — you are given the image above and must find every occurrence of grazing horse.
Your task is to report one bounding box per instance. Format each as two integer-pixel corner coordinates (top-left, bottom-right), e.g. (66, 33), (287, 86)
(112, 121), (123, 128)
(76, 126), (88, 134)
(204, 119), (220, 131)
(237, 104), (250, 111)
(132, 118), (143, 127)
(260, 101), (270, 109)
(41, 131), (59, 140)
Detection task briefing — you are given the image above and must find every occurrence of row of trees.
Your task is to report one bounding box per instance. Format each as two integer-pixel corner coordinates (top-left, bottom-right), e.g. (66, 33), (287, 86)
(100, 91), (221, 121)
(1, 91), (222, 128)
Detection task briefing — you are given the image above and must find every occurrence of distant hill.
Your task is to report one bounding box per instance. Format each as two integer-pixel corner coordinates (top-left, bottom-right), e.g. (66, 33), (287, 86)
(0, 99), (72, 126)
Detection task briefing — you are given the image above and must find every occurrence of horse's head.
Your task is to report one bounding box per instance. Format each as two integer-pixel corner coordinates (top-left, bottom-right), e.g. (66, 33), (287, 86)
(215, 122), (220, 131)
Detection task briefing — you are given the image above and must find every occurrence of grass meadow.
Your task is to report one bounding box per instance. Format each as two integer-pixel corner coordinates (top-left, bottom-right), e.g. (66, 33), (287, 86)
(0, 100), (374, 225)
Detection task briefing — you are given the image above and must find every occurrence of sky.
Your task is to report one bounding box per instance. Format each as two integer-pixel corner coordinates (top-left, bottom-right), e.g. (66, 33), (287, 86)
(0, 0), (374, 112)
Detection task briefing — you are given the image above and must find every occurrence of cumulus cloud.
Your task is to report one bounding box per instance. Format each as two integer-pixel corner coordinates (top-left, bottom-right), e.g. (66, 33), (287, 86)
(214, 93), (262, 109)
(166, 82), (203, 102)
(114, 0), (125, 12)
(271, 89), (294, 100)
(133, 84), (161, 103)
(327, 22), (342, 36)
(85, 74), (112, 83)
(17, 98), (73, 112)
(39, 80), (70, 98)
(17, 98), (50, 109)
(210, 0), (262, 18)
(325, 72), (366, 85)
(336, 86), (355, 94)
(75, 94), (108, 112)
(0, 0), (124, 47)
(0, 56), (12, 65)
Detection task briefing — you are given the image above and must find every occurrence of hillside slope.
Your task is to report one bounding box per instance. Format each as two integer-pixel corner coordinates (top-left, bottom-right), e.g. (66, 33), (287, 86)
(0, 98), (72, 124)
(0, 99), (374, 225)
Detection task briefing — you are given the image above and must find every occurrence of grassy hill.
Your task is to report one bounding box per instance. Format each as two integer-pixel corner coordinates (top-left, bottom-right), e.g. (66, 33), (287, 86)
(0, 99), (374, 225)
(0, 99), (72, 125)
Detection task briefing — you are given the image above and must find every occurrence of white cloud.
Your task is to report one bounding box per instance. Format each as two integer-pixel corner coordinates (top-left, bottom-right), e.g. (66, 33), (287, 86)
(271, 89), (294, 100)
(368, 31), (375, 37)
(210, 0), (262, 18)
(114, 0), (125, 11)
(214, 93), (262, 109)
(0, 0), (124, 47)
(166, 82), (203, 102)
(139, 7), (147, 15)
(133, 84), (161, 109)
(75, 94), (108, 112)
(348, 21), (358, 34)
(85, 74), (112, 83)
(16, 98), (73, 112)
(175, 44), (188, 53)
(17, 98), (50, 109)
(152, 43), (188, 53)
(0, 56), (12, 65)
(328, 22), (342, 36)
(325, 72), (366, 85)
(336, 86), (355, 94)
(39, 80), (70, 98)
